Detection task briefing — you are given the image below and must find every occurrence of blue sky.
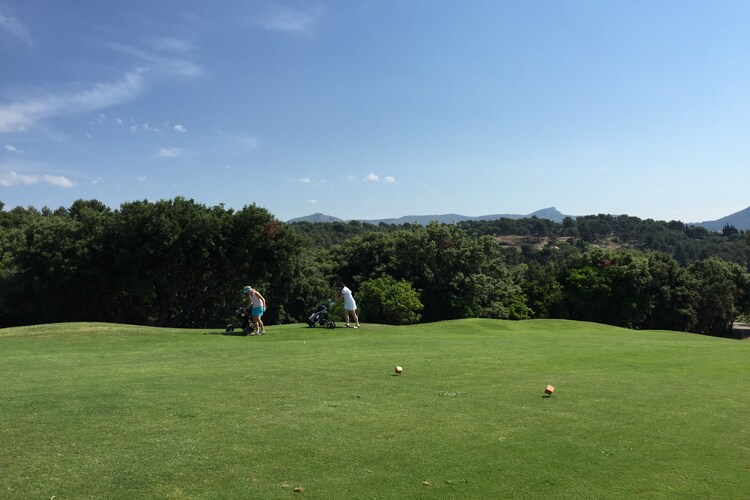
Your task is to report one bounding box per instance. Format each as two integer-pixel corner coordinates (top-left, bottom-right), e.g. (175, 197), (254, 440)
(1, 1), (749, 223)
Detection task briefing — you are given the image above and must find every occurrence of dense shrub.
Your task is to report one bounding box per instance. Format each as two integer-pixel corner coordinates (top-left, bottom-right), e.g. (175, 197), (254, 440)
(357, 275), (423, 325)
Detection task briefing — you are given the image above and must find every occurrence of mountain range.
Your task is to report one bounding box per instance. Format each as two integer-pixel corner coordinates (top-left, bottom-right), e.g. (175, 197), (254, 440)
(288, 207), (570, 225)
(288, 205), (750, 231)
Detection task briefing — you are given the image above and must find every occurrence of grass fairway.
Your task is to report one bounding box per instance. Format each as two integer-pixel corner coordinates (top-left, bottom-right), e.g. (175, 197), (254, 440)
(1, 319), (748, 499)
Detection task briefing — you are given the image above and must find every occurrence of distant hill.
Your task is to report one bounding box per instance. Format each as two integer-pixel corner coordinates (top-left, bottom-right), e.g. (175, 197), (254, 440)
(692, 205), (750, 231)
(288, 207), (570, 225)
(287, 212), (344, 223)
(527, 207), (570, 223)
(358, 207), (571, 225)
(289, 205), (750, 230)
(288, 207), (571, 225)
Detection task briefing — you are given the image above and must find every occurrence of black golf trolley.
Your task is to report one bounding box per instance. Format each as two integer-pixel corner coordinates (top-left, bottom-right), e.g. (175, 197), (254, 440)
(306, 304), (336, 329)
(226, 306), (261, 335)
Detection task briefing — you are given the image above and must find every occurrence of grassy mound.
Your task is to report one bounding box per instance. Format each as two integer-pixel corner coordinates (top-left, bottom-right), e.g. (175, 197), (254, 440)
(1, 319), (748, 498)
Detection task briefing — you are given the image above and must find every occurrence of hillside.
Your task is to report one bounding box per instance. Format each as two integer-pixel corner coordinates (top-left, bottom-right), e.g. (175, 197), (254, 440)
(289, 207), (570, 225)
(287, 212), (344, 223)
(289, 205), (750, 230)
(692, 205), (750, 231)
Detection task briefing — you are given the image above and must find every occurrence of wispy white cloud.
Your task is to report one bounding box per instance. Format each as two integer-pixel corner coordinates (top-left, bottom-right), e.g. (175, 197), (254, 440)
(128, 122), (162, 133)
(0, 71), (145, 133)
(0, 5), (33, 46)
(107, 42), (204, 77)
(363, 173), (396, 183)
(292, 175), (327, 186)
(0, 171), (36, 186)
(89, 113), (107, 125)
(136, 176), (147, 182)
(216, 130), (260, 150)
(308, 199), (318, 204)
(157, 147), (185, 158)
(4, 144), (21, 153)
(254, 3), (325, 37)
(0, 170), (75, 188)
(151, 36), (194, 52)
(43, 174), (75, 188)
(174, 124), (187, 133)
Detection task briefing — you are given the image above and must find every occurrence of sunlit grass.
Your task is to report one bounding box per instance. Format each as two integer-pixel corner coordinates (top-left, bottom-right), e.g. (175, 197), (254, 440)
(1, 319), (748, 498)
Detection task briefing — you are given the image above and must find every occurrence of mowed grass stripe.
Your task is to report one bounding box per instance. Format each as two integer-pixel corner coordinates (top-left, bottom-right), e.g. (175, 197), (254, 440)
(1, 319), (748, 499)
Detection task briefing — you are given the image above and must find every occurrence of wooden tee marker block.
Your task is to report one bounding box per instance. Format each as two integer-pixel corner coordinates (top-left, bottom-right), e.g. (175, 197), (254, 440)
(544, 385), (555, 395)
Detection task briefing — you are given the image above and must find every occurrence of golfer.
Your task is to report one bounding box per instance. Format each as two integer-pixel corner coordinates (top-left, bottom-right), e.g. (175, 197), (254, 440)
(242, 286), (266, 335)
(338, 282), (360, 329)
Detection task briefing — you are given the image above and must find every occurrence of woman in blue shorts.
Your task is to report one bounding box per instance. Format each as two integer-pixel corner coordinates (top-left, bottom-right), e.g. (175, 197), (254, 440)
(242, 285), (267, 335)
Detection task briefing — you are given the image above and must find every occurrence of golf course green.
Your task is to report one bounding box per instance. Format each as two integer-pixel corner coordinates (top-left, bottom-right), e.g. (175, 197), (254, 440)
(1, 319), (748, 498)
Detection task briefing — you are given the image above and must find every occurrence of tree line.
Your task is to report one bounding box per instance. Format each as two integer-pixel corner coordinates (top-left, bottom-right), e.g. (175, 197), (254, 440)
(2, 198), (749, 337)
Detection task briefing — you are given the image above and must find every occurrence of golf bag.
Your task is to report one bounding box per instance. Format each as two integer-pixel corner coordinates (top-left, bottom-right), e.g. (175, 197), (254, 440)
(225, 306), (256, 335)
(306, 304), (336, 329)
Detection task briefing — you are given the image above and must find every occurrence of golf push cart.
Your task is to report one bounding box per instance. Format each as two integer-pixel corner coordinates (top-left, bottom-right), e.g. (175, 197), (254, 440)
(226, 306), (262, 335)
(306, 303), (336, 329)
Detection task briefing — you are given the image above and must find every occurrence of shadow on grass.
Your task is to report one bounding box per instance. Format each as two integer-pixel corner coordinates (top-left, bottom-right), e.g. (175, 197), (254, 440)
(205, 324), (320, 337)
(204, 330), (250, 337)
(201, 323), (360, 337)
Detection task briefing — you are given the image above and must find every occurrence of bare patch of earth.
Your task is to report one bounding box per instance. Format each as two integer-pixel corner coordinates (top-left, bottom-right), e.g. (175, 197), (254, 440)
(495, 236), (572, 250)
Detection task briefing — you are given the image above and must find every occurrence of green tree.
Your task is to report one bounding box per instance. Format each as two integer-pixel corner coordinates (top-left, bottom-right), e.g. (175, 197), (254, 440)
(521, 261), (563, 318)
(0, 206), (26, 324)
(1, 198), (307, 328)
(604, 251), (653, 328)
(557, 248), (652, 327)
(330, 223), (529, 322)
(643, 252), (698, 332)
(102, 198), (302, 327)
(280, 247), (333, 323)
(357, 275), (423, 325)
(686, 257), (750, 336)
(103, 198), (230, 326)
(560, 264), (611, 321)
(8, 209), (109, 324)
